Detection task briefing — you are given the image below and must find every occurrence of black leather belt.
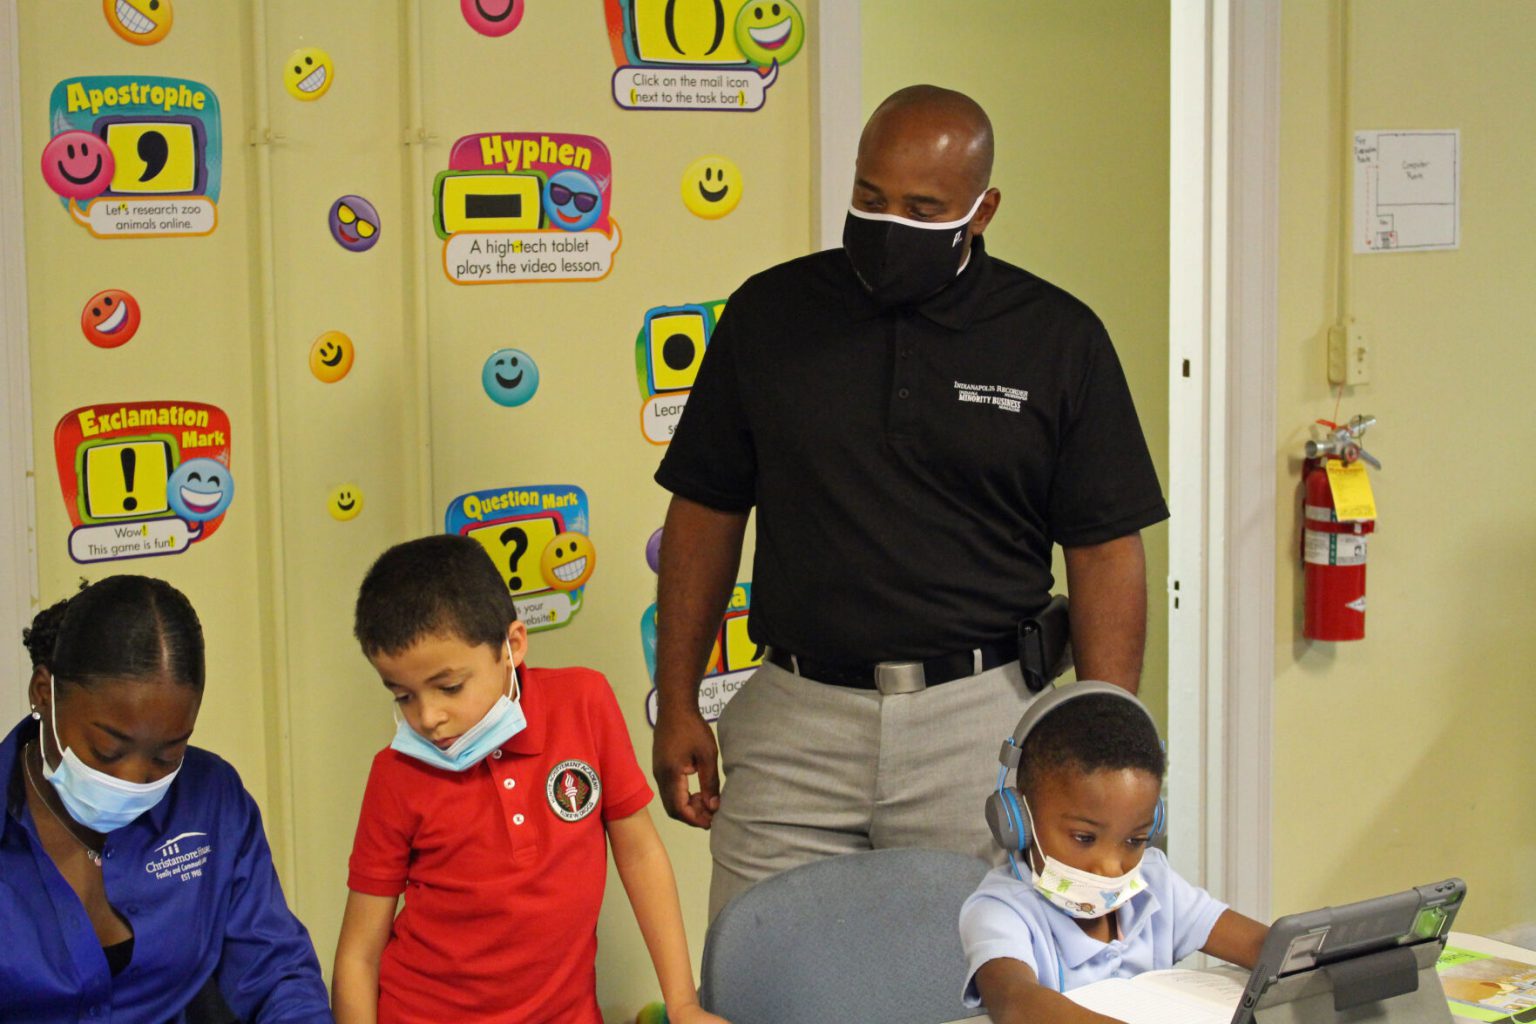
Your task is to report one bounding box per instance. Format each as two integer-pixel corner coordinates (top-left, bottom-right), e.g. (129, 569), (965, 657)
(766, 640), (1018, 694)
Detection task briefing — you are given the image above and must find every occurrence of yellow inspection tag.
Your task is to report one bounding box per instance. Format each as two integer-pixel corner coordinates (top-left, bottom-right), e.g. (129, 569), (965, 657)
(1325, 460), (1377, 521)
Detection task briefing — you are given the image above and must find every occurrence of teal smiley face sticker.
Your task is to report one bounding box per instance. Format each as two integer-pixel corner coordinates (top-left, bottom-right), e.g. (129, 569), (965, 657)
(482, 348), (540, 407)
(735, 0), (805, 67)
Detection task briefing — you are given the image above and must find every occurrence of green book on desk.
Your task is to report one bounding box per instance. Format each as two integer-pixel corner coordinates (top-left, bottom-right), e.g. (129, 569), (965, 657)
(1438, 945), (1536, 1022)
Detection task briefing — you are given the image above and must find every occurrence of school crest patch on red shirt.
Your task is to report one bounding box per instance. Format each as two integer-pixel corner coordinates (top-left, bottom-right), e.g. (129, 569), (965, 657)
(545, 759), (601, 821)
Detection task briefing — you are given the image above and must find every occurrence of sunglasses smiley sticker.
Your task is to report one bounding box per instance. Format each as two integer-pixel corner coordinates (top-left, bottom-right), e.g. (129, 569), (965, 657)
(329, 195), (379, 252)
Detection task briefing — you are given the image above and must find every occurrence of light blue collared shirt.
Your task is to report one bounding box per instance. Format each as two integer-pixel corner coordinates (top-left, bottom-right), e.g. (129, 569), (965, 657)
(958, 847), (1227, 1005)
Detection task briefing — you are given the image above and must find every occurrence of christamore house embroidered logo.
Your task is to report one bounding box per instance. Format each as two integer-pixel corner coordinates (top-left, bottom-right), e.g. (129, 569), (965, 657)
(145, 830), (211, 883)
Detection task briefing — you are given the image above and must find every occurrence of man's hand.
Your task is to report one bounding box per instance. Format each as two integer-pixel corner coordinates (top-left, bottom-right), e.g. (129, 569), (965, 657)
(653, 706), (721, 828)
(652, 495), (748, 828)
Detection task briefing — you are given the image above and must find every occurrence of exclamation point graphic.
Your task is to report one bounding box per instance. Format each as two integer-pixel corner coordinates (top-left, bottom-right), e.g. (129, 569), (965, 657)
(121, 448), (138, 511)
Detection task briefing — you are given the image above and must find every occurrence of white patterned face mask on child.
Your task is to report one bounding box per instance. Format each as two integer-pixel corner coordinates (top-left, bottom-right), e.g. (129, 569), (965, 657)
(1022, 796), (1147, 920)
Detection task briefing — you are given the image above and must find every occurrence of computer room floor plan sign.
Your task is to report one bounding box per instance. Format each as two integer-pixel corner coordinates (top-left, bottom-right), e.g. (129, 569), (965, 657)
(1353, 129), (1460, 253)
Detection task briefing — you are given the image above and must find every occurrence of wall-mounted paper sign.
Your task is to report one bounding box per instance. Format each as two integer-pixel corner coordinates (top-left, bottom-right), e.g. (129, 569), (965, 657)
(54, 400), (233, 563)
(43, 75), (221, 238)
(640, 581), (761, 725)
(633, 298), (725, 444)
(445, 484), (595, 632)
(436, 132), (620, 284)
(1353, 129), (1459, 253)
(602, 0), (806, 112)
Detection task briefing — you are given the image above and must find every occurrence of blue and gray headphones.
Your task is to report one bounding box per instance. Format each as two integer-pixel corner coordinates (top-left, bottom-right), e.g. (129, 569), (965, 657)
(983, 680), (1167, 860)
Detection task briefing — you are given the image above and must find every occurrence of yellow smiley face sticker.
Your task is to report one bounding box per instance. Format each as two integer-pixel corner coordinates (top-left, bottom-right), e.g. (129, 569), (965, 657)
(308, 331), (355, 383)
(681, 155), (743, 220)
(104, 0), (172, 45)
(540, 532), (596, 591)
(327, 484), (363, 521)
(285, 47), (334, 101)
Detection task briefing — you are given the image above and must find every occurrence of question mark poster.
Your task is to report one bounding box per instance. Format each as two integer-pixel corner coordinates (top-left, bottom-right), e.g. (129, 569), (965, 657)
(603, 0), (805, 112)
(53, 400), (234, 564)
(634, 298), (724, 444)
(640, 581), (761, 725)
(44, 75), (221, 238)
(445, 484), (595, 632)
(435, 131), (621, 284)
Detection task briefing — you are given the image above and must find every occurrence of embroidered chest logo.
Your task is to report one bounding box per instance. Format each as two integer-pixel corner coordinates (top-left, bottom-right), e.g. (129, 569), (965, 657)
(953, 380), (1028, 413)
(545, 759), (601, 822)
(145, 830), (211, 883)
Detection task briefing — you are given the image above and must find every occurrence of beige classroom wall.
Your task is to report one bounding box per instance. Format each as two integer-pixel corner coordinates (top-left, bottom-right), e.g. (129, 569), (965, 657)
(18, 4), (276, 821)
(862, 0), (1172, 724)
(1274, 1), (1536, 933)
(18, 2), (814, 1019)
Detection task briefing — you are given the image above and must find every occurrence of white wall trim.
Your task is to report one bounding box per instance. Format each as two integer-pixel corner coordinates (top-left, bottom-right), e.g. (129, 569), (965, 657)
(1167, 0), (1279, 920)
(811, 0), (860, 250)
(0, 0), (39, 724)
(1219, 0), (1279, 921)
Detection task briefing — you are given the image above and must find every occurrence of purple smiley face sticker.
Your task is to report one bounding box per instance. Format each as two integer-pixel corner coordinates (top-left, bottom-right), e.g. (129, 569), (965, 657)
(328, 195), (380, 252)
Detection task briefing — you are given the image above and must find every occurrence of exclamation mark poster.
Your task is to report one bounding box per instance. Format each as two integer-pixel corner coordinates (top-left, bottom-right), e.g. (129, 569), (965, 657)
(54, 400), (234, 563)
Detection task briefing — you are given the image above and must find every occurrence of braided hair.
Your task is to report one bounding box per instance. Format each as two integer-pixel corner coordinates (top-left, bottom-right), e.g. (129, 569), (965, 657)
(21, 576), (205, 690)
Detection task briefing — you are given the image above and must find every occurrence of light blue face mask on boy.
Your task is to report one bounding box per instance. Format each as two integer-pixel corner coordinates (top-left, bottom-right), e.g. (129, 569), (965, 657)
(389, 644), (526, 772)
(42, 674), (181, 833)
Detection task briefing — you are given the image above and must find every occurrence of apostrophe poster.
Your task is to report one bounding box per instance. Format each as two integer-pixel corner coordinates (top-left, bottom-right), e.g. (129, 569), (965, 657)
(436, 132), (620, 284)
(43, 75), (221, 238)
(641, 581), (761, 724)
(445, 484), (595, 632)
(53, 400), (233, 563)
(603, 0), (806, 112)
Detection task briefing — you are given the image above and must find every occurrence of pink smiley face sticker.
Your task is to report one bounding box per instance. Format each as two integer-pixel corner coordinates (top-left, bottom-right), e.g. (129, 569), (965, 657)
(461, 0), (524, 36)
(41, 131), (115, 202)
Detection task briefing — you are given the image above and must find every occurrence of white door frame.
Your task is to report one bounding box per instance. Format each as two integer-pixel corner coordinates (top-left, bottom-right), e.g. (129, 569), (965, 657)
(0, 0), (39, 726)
(817, 2), (1280, 917)
(1167, 0), (1279, 919)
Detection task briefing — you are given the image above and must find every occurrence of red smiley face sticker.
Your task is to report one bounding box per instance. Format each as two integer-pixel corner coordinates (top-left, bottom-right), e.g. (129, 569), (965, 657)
(81, 289), (141, 348)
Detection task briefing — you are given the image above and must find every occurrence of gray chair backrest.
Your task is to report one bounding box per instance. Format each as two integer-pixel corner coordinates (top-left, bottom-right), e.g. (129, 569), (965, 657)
(700, 848), (992, 1024)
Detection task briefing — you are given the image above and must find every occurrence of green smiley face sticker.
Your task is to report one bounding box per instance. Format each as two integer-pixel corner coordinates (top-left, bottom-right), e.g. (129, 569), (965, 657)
(735, 0), (804, 67)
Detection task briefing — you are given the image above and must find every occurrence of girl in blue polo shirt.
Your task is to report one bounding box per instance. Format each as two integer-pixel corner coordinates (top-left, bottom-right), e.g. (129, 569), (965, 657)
(0, 576), (332, 1023)
(960, 687), (1270, 1022)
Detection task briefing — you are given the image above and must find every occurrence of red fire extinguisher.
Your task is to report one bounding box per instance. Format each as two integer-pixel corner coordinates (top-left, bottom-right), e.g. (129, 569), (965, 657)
(1302, 416), (1379, 641)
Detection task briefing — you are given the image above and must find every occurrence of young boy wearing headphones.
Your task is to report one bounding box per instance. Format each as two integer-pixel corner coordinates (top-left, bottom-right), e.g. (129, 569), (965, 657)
(960, 681), (1269, 1022)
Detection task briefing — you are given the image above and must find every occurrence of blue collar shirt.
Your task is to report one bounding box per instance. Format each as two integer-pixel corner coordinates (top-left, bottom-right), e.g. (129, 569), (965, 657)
(0, 717), (332, 1023)
(958, 847), (1228, 1004)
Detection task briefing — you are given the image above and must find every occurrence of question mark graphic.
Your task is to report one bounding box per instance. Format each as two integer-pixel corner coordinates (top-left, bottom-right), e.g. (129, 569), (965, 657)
(500, 526), (529, 591)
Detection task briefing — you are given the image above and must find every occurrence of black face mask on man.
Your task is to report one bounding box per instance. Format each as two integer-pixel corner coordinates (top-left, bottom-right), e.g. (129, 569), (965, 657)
(842, 192), (987, 307)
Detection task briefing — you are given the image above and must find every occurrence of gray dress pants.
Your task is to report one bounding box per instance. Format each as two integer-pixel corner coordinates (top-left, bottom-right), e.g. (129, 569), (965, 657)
(708, 658), (1041, 919)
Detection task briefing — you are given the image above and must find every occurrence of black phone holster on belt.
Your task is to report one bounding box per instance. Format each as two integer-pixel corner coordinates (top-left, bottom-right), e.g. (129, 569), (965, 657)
(1017, 595), (1072, 694)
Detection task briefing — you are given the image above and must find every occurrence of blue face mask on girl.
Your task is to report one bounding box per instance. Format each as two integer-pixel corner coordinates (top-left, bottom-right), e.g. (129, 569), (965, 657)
(41, 674), (181, 833)
(389, 644), (527, 772)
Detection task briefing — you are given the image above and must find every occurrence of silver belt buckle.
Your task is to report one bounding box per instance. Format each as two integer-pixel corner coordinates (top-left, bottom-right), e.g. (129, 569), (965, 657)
(874, 660), (926, 696)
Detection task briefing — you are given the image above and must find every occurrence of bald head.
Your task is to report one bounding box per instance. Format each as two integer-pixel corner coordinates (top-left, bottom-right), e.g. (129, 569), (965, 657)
(861, 85), (995, 195)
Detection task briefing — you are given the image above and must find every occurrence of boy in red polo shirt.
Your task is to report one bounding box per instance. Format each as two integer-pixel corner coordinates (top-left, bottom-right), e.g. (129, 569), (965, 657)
(332, 535), (728, 1024)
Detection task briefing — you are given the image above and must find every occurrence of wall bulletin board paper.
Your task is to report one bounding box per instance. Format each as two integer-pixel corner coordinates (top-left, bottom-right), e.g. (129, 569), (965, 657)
(46, 75), (221, 237)
(445, 484), (594, 632)
(641, 581), (760, 725)
(436, 132), (620, 284)
(53, 400), (233, 564)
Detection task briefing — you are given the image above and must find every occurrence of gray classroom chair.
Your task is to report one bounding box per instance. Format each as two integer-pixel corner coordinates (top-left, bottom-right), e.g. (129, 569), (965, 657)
(700, 848), (992, 1024)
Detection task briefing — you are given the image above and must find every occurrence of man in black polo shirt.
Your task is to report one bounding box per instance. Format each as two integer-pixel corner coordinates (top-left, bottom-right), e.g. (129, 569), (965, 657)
(653, 85), (1168, 918)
